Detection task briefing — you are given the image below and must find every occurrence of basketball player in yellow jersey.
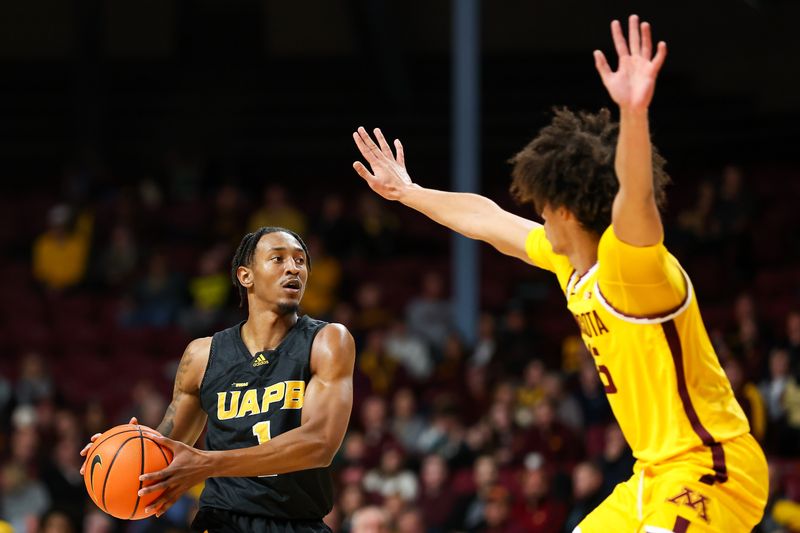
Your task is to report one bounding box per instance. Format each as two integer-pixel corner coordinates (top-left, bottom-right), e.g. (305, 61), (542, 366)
(352, 15), (767, 533)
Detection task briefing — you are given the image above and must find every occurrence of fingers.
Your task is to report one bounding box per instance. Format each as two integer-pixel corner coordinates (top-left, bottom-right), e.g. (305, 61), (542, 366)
(640, 21), (652, 59)
(353, 161), (374, 181)
(593, 50), (612, 79)
(352, 131), (375, 161)
(652, 41), (667, 70)
(394, 139), (405, 167)
(610, 20), (629, 58)
(356, 127), (382, 158)
(140, 468), (169, 484)
(129, 417), (138, 425)
(628, 14), (640, 55)
(373, 128), (394, 159)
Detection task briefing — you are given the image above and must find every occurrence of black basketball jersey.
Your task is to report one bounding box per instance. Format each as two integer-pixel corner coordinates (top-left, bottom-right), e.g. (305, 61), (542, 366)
(198, 315), (334, 520)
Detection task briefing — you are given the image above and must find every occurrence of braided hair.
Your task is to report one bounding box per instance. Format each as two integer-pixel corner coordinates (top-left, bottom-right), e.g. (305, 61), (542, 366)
(230, 227), (311, 308)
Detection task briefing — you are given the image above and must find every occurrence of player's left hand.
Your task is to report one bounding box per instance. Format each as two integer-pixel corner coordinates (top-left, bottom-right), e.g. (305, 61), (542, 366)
(594, 14), (667, 111)
(137, 434), (211, 518)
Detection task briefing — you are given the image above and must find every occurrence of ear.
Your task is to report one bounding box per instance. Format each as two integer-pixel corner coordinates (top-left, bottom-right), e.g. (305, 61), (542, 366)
(556, 206), (574, 221)
(237, 265), (254, 289)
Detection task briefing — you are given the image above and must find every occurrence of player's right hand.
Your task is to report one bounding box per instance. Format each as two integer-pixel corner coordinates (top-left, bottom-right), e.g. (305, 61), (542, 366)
(79, 417), (157, 475)
(352, 127), (414, 201)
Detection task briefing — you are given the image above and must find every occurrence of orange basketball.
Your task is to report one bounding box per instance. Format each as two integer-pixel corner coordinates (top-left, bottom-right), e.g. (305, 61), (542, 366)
(83, 424), (173, 520)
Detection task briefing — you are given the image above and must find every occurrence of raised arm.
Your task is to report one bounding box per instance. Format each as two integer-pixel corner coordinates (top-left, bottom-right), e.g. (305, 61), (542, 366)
(352, 127), (539, 264)
(594, 15), (667, 246)
(138, 324), (355, 517)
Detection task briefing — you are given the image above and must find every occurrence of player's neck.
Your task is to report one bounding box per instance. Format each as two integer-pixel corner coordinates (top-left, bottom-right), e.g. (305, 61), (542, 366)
(240, 309), (298, 355)
(567, 232), (600, 275)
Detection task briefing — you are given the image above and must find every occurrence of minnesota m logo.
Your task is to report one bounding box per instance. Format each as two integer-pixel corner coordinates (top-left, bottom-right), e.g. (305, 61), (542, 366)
(667, 487), (710, 523)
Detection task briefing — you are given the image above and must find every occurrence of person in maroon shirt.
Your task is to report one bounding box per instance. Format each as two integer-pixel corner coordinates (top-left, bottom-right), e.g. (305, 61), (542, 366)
(512, 468), (567, 533)
(417, 454), (457, 532)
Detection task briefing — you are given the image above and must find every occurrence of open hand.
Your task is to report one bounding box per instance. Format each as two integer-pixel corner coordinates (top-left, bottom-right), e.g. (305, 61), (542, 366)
(594, 14), (667, 111)
(137, 434), (211, 518)
(352, 127), (414, 201)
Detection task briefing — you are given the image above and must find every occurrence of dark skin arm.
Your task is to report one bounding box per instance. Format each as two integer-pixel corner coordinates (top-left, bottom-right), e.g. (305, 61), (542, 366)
(79, 338), (210, 476)
(138, 323), (355, 517)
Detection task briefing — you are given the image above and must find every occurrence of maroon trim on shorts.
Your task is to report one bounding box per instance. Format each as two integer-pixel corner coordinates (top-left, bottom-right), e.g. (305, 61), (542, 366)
(673, 515), (690, 533)
(663, 320), (728, 485)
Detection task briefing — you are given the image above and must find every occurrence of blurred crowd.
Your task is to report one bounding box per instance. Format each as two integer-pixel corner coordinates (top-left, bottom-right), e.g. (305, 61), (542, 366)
(1, 159), (799, 532)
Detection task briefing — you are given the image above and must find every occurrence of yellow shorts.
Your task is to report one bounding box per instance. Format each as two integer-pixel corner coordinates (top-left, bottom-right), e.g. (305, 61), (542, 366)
(575, 433), (768, 532)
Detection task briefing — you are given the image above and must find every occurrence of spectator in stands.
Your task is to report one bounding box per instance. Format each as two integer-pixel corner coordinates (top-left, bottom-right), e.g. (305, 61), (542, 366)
(575, 360), (613, 428)
(429, 334), (467, 392)
(0, 461), (50, 532)
(495, 307), (539, 377)
(723, 357), (767, 442)
(339, 484), (366, 533)
(784, 310), (800, 375)
(598, 424), (634, 494)
(483, 485), (527, 533)
(97, 225), (139, 288)
(248, 184), (306, 235)
(40, 437), (86, 528)
(311, 193), (357, 259)
(512, 467), (566, 533)
(394, 508), (424, 533)
(417, 454), (456, 533)
(15, 352), (53, 406)
(518, 398), (583, 470)
(180, 244), (231, 336)
(211, 183), (246, 245)
(359, 396), (397, 469)
(121, 251), (186, 327)
(760, 348), (792, 453)
(354, 283), (394, 336)
(515, 359), (547, 422)
(676, 180), (719, 248)
(390, 388), (426, 455)
(416, 397), (469, 463)
(358, 330), (404, 397)
(446, 455), (499, 532)
(350, 506), (390, 533)
(384, 320), (433, 381)
(405, 272), (452, 355)
(38, 508), (80, 533)
(564, 462), (606, 533)
(470, 312), (498, 368)
(299, 236), (342, 319)
(353, 193), (399, 258)
(32, 204), (92, 292)
(729, 292), (770, 380)
(715, 164), (753, 239)
(363, 444), (418, 502)
(541, 372), (583, 433)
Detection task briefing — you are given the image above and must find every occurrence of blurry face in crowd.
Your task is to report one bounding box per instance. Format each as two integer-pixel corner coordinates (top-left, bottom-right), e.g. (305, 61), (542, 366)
(393, 388), (416, 419)
(474, 456), (498, 489)
(522, 468), (549, 500)
(769, 349), (790, 379)
(361, 396), (387, 430)
(241, 232), (308, 315)
(340, 483), (365, 515)
(351, 507), (390, 533)
(396, 510), (425, 533)
(573, 462), (602, 500)
(421, 455), (448, 489)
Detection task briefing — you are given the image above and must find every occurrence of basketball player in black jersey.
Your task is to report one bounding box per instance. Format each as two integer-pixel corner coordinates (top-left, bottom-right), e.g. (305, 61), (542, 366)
(80, 227), (355, 532)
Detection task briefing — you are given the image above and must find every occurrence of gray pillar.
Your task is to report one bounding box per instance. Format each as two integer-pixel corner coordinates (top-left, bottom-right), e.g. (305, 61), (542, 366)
(451, 0), (480, 344)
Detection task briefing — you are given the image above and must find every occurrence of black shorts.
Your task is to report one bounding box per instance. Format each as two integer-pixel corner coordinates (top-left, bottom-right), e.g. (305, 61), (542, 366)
(191, 508), (332, 533)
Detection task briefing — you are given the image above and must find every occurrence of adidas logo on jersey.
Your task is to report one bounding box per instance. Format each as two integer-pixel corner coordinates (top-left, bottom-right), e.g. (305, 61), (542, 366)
(252, 353), (269, 367)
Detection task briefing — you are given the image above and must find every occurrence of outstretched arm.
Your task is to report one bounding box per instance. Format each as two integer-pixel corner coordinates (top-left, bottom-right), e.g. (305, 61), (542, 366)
(594, 15), (667, 246)
(138, 324), (355, 517)
(352, 127), (539, 264)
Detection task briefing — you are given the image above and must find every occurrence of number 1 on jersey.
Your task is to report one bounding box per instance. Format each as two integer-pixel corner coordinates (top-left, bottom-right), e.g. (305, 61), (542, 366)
(252, 421), (277, 477)
(252, 421), (272, 444)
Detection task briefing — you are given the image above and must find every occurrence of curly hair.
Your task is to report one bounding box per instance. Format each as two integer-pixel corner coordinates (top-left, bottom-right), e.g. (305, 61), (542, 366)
(509, 107), (670, 235)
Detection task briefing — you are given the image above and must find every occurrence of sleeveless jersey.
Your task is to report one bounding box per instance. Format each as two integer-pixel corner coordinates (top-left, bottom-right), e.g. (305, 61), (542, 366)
(198, 315), (334, 519)
(526, 225), (751, 476)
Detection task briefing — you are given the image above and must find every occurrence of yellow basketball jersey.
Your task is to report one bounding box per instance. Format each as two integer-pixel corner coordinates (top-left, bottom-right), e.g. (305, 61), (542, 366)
(526, 225), (750, 475)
